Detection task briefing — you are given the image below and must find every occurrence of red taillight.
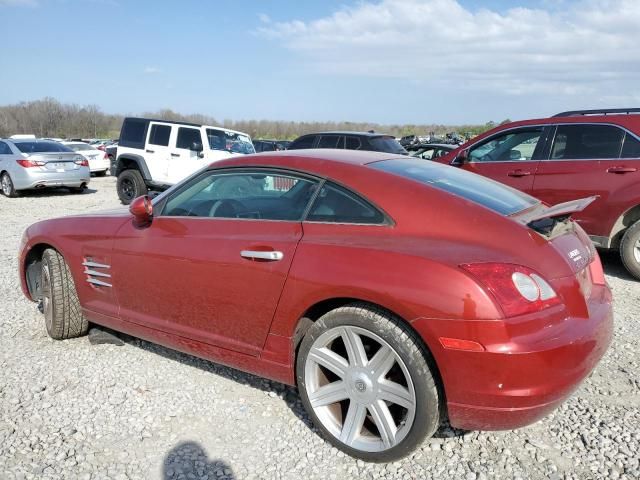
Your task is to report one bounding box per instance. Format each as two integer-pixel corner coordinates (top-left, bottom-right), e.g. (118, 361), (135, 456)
(589, 252), (606, 285)
(16, 159), (44, 168)
(75, 158), (89, 167)
(461, 263), (560, 318)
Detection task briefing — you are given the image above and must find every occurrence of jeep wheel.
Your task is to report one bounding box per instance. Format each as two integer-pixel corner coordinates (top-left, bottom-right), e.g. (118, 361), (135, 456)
(117, 169), (146, 205)
(620, 221), (640, 280)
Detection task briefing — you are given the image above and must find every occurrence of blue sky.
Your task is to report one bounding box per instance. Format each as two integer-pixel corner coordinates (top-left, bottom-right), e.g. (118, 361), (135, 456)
(1, 0), (638, 124)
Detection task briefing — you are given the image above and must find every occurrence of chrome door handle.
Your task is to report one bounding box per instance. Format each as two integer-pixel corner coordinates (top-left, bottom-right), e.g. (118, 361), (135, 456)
(240, 250), (284, 261)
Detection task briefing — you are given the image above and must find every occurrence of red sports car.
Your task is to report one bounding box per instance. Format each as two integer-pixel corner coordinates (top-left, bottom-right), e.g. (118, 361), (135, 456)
(19, 150), (612, 462)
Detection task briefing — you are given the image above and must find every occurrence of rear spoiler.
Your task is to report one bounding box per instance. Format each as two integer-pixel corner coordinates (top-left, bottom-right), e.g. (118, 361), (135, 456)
(521, 196), (598, 237)
(527, 196), (598, 223)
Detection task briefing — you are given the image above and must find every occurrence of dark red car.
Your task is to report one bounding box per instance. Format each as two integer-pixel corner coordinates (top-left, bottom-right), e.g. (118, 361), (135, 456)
(437, 108), (640, 280)
(19, 150), (612, 462)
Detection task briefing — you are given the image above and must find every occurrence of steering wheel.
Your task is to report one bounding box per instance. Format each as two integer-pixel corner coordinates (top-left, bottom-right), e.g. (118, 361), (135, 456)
(208, 199), (245, 218)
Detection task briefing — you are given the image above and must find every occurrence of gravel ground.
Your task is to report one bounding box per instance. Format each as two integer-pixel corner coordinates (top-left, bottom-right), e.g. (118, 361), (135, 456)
(1, 176), (639, 480)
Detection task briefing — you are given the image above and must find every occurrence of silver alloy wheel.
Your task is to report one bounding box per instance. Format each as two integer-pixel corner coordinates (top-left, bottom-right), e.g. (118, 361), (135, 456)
(41, 262), (53, 331)
(1, 174), (11, 196)
(304, 326), (416, 452)
(634, 238), (640, 264)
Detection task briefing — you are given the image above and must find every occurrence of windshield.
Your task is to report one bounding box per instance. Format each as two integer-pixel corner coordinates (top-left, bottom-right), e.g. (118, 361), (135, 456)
(206, 129), (255, 154)
(371, 158), (538, 215)
(67, 143), (95, 152)
(369, 136), (407, 154)
(14, 141), (74, 154)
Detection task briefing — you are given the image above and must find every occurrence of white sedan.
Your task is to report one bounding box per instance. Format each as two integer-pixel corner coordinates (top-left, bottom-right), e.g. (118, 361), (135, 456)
(62, 142), (110, 175)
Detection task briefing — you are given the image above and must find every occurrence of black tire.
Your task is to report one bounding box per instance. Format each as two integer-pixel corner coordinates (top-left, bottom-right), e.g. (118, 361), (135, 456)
(69, 185), (86, 194)
(1, 172), (20, 197)
(296, 303), (441, 462)
(620, 221), (640, 280)
(40, 249), (88, 340)
(117, 169), (147, 205)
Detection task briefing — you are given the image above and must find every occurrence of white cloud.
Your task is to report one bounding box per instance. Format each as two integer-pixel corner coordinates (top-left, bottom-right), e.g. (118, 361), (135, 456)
(143, 66), (161, 74)
(258, 13), (271, 24)
(258, 0), (640, 100)
(0, 0), (38, 6)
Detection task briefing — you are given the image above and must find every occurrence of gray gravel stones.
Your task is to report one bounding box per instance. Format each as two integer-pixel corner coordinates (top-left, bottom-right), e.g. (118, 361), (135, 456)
(1, 177), (639, 479)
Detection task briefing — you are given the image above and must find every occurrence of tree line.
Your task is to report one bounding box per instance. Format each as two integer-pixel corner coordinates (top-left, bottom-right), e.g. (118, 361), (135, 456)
(0, 97), (503, 141)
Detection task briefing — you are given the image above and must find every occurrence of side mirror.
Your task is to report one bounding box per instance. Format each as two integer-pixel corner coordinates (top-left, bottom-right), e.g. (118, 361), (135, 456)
(191, 142), (203, 152)
(129, 195), (153, 227)
(451, 149), (469, 166)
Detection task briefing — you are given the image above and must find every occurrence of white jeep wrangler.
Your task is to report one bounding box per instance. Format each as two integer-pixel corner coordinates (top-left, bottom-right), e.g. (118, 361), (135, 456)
(115, 117), (255, 204)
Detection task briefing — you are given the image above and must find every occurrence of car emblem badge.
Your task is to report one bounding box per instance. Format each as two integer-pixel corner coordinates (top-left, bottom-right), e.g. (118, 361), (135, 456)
(355, 380), (366, 393)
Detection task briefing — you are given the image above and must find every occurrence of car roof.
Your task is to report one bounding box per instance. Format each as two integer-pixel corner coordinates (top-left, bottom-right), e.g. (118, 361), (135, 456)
(7, 138), (58, 143)
(211, 149), (401, 169)
(297, 131), (394, 138)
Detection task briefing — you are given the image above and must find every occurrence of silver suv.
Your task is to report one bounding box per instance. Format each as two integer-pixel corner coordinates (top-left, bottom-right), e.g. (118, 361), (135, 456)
(0, 139), (90, 197)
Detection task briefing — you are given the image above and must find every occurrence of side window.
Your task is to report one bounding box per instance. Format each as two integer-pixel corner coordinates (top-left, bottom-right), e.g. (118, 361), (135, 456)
(345, 136), (362, 150)
(176, 128), (203, 149)
(419, 148), (436, 160)
(148, 124), (171, 147)
(318, 135), (340, 148)
(0, 141), (12, 155)
(291, 135), (316, 149)
(162, 171), (317, 220)
(469, 128), (543, 162)
(306, 182), (386, 224)
(621, 133), (640, 158)
(551, 124), (624, 160)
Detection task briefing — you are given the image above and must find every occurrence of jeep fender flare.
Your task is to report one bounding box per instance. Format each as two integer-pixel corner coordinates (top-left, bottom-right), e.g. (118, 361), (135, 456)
(115, 154), (152, 180)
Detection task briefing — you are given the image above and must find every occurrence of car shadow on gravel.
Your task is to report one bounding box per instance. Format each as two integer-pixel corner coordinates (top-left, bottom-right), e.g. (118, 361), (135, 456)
(106, 328), (473, 444)
(599, 249), (636, 281)
(163, 441), (235, 479)
(15, 187), (98, 197)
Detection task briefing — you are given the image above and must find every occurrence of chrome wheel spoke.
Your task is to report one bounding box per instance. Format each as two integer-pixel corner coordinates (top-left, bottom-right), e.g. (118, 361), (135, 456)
(308, 346), (348, 379)
(378, 379), (413, 409)
(634, 239), (640, 263)
(341, 328), (368, 367)
(368, 400), (398, 449)
(339, 401), (367, 445)
(368, 344), (396, 378)
(308, 381), (349, 408)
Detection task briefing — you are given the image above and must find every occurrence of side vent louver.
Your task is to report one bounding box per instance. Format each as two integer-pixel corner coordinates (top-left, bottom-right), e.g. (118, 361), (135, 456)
(83, 259), (112, 288)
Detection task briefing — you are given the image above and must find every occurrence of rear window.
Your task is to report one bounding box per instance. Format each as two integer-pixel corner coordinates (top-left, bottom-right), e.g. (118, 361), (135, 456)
(371, 158), (538, 215)
(369, 136), (407, 154)
(14, 141), (73, 153)
(119, 118), (148, 149)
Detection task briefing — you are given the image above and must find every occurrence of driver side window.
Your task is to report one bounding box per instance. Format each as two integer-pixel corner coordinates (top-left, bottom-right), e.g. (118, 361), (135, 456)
(469, 128), (544, 162)
(161, 170), (318, 221)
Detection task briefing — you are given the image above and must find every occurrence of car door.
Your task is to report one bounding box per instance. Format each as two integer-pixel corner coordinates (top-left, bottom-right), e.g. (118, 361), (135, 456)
(167, 126), (206, 184)
(0, 141), (14, 174)
(460, 126), (548, 193)
(532, 123), (640, 237)
(111, 168), (319, 356)
(145, 122), (173, 183)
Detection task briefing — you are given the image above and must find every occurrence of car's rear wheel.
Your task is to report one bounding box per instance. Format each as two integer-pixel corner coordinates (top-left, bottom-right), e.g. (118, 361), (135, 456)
(41, 249), (88, 340)
(296, 303), (440, 462)
(1, 172), (20, 197)
(117, 169), (147, 205)
(620, 221), (640, 280)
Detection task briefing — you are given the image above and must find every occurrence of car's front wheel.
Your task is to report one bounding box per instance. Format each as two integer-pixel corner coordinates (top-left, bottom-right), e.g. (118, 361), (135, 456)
(296, 303), (441, 462)
(620, 220), (640, 280)
(41, 249), (88, 339)
(117, 169), (147, 205)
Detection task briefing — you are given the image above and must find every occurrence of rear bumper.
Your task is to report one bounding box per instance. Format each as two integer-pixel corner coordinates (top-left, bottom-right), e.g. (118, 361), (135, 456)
(12, 167), (90, 190)
(412, 284), (613, 430)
